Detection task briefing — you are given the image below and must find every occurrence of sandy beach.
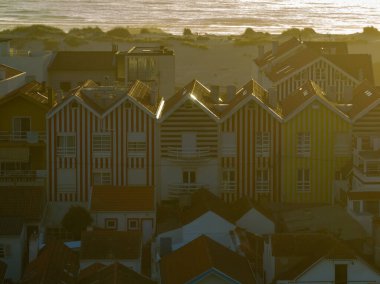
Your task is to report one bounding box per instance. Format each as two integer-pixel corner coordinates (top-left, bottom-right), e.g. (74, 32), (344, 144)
(1, 26), (380, 88)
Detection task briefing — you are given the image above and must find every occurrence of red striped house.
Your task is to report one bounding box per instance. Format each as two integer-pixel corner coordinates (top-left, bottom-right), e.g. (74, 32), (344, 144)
(47, 80), (160, 202)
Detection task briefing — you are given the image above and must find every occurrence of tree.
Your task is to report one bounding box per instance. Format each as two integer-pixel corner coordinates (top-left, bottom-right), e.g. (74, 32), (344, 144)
(61, 206), (93, 240)
(363, 26), (380, 36)
(183, 28), (193, 36)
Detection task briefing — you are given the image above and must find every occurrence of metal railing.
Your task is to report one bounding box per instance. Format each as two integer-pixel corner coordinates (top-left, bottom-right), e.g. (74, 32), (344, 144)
(0, 131), (46, 143)
(167, 147), (210, 160)
(168, 183), (209, 198)
(0, 170), (46, 185)
(220, 181), (236, 192)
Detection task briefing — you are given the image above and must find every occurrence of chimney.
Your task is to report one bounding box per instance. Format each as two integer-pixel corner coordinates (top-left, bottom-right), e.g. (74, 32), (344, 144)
(373, 217), (380, 267)
(111, 43), (118, 52)
(210, 85), (220, 103)
(272, 41), (279, 54)
(258, 45), (264, 57)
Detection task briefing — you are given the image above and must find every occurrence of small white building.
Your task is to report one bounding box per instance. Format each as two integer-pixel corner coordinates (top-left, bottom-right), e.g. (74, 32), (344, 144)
(90, 185), (155, 244)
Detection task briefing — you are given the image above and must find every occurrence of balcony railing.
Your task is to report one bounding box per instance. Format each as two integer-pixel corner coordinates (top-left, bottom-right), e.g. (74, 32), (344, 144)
(255, 181), (271, 193)
(166, 147), (211, 160)
(57, 146), (76, 156)
(220, 181), (236, 192)
(168, 183), (209, 198)
(220, 146), (236, 157)
(0, 131), (46, 144)
(0, 170), (46, 186)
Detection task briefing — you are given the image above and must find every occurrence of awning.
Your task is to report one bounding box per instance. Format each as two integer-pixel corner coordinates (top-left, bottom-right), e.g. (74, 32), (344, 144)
(0, 148), (29, 162)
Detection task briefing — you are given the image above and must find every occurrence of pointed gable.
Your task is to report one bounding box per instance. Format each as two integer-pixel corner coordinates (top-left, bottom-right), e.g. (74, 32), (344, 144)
(349, 80), (380, 120)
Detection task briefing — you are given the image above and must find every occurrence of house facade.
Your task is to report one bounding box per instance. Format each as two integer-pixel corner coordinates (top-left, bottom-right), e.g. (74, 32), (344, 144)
(47, 80), (158, 203)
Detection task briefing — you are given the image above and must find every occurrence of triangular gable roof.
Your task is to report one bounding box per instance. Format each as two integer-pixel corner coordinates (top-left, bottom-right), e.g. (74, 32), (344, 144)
(159, 80), (220, 122)
(0, 80), (49, 109)
(279, 80), (350, 123)
(48, 80), (158, 119)
(254, 37), (302, 67)
(230, 196), (274, 222)
(349, 80), (380, 122)
(159, 235), (255, 284)
(220, 79), (282, 123)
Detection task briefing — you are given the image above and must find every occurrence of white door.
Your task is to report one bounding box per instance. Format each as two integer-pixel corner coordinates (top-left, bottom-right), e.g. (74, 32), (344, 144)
(182, 132), (196, 156)
(142, 219), (153, 244)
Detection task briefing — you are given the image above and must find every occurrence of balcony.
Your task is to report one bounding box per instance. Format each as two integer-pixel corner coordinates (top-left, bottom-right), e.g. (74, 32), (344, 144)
(0, 131), (46, 144)
(220, 181), (236, 192)
(0, 170), (46, 186)
(168, 183), (209, 199)
(220, 146), (236, 157)
(166, 147), (211, 161)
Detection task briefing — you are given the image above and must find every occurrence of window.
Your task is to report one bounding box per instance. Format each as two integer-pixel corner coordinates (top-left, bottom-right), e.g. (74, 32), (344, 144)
(93, 133), (112, 157)
(297, 168), (310, 192)
(0, 244), (5, 258)
(57, 169), (76, 192)
(105, 218), (118, 230)
(256, 132), (270, 157)
(256, 169), (270, 192)
(128, 132), (146, 157)
(127, 219), (140, 231)
(297, 132), (310, 157)
(222, 169), (236, 191)
(93, 171), (112, 185)
(57, 134), (76, 156)
(221, 132), (236, 156)
(13, 117), (31, 140)
(183, 170), (196, 184)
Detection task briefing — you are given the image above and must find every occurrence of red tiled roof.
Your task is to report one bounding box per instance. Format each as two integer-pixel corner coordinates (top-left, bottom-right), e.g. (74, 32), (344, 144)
(349, 80), (380, 118)
(255, 37), (301, 67)
(91, 186), (154, 212)
(160, 235), (255, 284)
(0, 64), (24, 80)
(348, 191), (380, 200)
(0, 80), (49, 107)
(81, 230), (142, 260)
(265, 48), (320, 82)
(48, 51), (116, 71)
(78, 262), (156, 284)
(0, 187), (44, 220)
(22, 241), (79, 283)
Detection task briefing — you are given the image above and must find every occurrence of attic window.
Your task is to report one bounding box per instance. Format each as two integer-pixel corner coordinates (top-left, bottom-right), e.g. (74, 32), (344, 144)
(303, 90), (308, 96)
(364, 90), (373, 97)
(242, 90), (248, 96)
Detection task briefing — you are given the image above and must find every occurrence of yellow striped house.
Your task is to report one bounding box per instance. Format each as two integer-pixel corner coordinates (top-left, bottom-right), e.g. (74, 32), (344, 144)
(277, 81), (351, 203)
(47, 80), (159, 202)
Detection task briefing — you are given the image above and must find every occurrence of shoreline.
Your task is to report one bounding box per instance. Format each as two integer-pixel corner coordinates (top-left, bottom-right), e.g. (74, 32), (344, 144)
(0, 24), (379, 88)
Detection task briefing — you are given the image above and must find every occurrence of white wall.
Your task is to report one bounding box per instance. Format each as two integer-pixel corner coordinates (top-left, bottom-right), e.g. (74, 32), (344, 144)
(236, 208), (275, 236)
(0, 227), (26, 282)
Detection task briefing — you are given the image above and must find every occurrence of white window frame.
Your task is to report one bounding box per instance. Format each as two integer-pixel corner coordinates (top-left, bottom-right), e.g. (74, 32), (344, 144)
(127, 219), (140, 231)
(57, 134), (76, 157)
(93, 170), (112, 185)
(256, 132), (271, 157)
(297, 132), (311, 157)
(92, 132), (112, 157)
(256, 169), (270, 192)
(105, 218), (118, 230)
(12, 116), (31, 140)
(297, 168), (310, 192)
(128, 132), (146, 157)
(221, 169), (236, 191)
(182, 170), (196, 184)
(57, 168), (77, 192)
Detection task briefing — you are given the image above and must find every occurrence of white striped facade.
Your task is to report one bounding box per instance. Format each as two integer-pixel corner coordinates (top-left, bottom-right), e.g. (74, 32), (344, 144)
(47, 97), (156, 202)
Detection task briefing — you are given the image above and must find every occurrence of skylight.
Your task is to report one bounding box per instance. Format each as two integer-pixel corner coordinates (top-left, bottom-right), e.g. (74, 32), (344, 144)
(364, 90), (373, 97)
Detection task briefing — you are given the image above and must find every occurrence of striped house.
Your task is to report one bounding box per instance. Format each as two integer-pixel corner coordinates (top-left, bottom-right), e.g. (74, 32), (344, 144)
(219, 80), (282, 203)
(346, 81), (380, 230)
(157, 79), (282, 203)
(47, 80), (160, 202)
(254, 38), (374, 104)
(276, 81), (351, 203)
